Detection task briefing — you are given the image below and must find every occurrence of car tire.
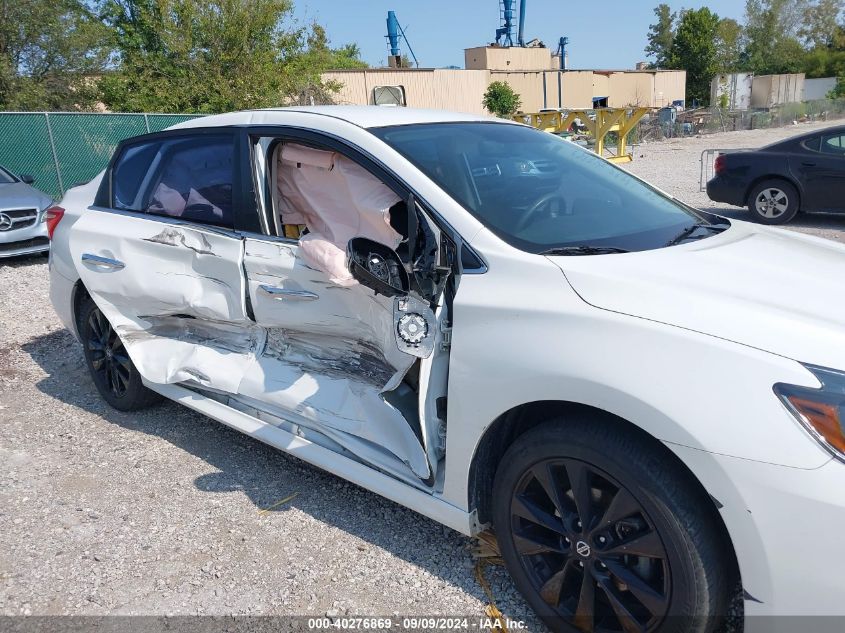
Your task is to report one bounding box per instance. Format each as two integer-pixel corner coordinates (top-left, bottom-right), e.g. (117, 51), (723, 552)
(77, 296), (162, 411)
(747, 179), (799, 224)
(492, 417), (734, 633)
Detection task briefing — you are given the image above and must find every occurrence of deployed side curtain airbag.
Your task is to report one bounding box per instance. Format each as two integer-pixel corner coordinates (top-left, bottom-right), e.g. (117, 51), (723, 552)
(278, 144), (402, 285)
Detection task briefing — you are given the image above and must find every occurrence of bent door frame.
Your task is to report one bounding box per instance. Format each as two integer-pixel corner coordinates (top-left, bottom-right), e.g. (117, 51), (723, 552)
(243, 125), (469, 482)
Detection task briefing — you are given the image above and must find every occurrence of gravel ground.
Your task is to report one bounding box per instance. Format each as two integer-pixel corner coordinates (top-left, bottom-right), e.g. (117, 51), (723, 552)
(2, 120), (845, 629)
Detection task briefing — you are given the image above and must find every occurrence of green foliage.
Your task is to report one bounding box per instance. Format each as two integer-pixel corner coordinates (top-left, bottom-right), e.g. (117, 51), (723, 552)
(829, 76), (845, 98)
(714, 18), (743, 72)
(644, 4), (676, 68)
(669, 8), (721, 105)
(97, 0), (367, 113)
(0, 0), (111, 111)
(482, 81), (522, 118)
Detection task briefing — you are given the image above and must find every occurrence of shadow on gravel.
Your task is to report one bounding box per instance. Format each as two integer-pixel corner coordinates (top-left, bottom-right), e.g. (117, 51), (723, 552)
(0, 252), (50, 268)
(22, 327), (534, 622)
(703, 205), (845, 234)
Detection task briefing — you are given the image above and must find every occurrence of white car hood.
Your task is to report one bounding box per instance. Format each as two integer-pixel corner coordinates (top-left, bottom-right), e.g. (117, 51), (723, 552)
(552, 220), (845, 369)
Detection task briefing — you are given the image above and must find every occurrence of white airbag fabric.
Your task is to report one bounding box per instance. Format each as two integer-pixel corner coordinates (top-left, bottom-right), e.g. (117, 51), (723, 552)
(278, 144), (402, 285)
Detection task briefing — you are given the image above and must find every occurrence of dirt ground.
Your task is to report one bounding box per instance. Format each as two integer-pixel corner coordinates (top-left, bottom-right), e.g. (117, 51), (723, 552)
(2, 119), (845, 627)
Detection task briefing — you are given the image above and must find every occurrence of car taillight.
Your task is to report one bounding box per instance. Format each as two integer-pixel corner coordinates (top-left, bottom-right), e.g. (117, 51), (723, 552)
(43, 206), (65, 240)
(714, 154), (726, 175)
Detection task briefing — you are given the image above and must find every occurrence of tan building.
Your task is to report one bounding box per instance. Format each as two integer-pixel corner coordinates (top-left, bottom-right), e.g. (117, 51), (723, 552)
(464, 45), (558, 70)
(322, 67), (686, 114)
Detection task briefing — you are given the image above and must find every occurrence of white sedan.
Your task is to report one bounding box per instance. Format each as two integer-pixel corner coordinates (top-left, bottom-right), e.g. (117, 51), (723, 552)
(48, 106), (845, 632)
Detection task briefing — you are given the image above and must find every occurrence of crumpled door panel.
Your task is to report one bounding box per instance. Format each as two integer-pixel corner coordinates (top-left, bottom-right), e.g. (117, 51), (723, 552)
(69, 211), (252, 390)
(242, 237), (431, 479)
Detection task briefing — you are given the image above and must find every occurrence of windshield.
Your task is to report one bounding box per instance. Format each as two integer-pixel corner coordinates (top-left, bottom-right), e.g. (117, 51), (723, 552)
(372, 122), (711, 254)
(0, 166), (17, 184)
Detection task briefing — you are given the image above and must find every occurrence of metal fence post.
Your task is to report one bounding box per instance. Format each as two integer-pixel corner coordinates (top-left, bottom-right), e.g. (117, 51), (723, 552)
(144, 113), (150, 133)
(44, 112), (65, 197)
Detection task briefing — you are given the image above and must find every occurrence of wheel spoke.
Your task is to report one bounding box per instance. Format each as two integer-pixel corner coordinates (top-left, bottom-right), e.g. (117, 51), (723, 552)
(531, 462), (569, 519)
(539, 561), (572, 607)
(572, 567), (595, 632)
(113, 352), (132, 370)
(512, 493), (567, 535)
(564, 460), (593, 530)
(598, 578), (645, 633)
(90, 356), (104, 370)
(603, 529), (664, 558)
(513, 529), (569, 556)
(597, 487), (639, 528)
(602, 558), (668, 616)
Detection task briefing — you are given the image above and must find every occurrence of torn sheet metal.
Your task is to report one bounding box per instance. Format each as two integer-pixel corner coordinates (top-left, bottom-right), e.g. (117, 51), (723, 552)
(277, 143), (402, 285)
(243, 236), (430, 479)
(69, 211), (251, 389)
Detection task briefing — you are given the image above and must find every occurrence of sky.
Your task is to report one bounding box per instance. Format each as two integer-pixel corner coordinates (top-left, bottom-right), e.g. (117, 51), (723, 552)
(293, 1), (745, 70)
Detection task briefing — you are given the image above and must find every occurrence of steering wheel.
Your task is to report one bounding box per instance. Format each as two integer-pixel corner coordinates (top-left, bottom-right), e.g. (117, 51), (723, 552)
(513, 191), (564, 234)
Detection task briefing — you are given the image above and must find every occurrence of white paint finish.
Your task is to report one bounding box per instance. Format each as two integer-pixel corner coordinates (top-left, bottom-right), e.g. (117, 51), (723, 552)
(242, 236), (430, 479)
(668, 443), (845, 617)
(553, 220), (845, 371)
(147, 381), (473, 534)
(441, 226), (830, 509)
(68, 210), (252, 389)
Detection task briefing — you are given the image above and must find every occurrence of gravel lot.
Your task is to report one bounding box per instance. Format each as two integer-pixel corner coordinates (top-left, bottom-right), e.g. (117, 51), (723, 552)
(2, 119), (845, 628)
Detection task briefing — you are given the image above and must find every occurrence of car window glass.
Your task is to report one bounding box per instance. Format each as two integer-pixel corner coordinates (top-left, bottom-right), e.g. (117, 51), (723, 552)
(821, 134), (845, 156)
(144, 136), (235, 228)
(112, 141), (161, 210)
(373, 122), (703, 254)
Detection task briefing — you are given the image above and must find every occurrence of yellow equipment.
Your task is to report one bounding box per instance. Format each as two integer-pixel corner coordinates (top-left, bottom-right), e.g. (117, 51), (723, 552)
(513, 107), (651, 163)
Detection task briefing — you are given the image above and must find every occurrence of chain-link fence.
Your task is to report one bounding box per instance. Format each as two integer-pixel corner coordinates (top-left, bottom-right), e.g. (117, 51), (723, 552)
(638, 98), (845, 142)
(0, 112), (203, 200)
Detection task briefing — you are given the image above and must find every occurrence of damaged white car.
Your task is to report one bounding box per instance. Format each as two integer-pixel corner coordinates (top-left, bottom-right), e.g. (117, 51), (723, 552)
(49, 107), (845, 633)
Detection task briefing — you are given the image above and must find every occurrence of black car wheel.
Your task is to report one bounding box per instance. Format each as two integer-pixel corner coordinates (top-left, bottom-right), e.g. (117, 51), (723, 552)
(493, 418), (734, 633)
(747, 179), (799, 225)
(78, 296), (161, 411)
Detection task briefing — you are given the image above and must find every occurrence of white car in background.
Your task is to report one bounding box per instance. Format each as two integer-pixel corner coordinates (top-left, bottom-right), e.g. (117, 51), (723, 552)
(0, 164), (56, 258)
(48, 107), (845, 633)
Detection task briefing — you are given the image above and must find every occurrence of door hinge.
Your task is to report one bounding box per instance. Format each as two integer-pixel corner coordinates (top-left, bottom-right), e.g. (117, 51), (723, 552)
(440, 323), (452, 351)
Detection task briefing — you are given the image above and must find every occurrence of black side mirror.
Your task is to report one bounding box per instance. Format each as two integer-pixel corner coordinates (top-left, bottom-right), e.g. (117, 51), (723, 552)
(347, 237), (408, 297)
(19, 174), (35, 184)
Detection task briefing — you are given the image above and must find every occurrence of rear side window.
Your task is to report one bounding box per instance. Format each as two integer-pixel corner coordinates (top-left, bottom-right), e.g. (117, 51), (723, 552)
(821, 133), (845, 156)
(145, 136), (234, 227)
(113, 141), (160, 211)
(108, 134), (235, 229)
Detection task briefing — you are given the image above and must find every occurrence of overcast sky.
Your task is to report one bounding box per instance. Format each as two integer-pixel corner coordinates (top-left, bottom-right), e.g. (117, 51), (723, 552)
(294, 1), (746, 70)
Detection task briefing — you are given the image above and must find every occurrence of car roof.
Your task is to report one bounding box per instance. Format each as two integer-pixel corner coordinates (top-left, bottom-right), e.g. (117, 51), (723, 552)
(170, 105), (502, 131)
(764, 124), (845, 150)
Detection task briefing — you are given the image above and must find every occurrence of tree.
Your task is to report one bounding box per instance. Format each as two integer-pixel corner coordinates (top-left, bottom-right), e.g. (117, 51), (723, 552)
(482, 81), (521, 117)
(645, 4), (676, 68)
(828, 75), (845, 97)
(97, 0), (367, 113)
(714, 18), (743, 72)
(0, 0), (111, 110)
(744, 0), (809, 74)
(670, 8), (721, 105)
(799, 0), (843, 48)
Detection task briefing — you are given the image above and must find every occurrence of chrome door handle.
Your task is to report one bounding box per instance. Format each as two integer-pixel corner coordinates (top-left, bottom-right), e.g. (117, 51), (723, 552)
(258, 284), (318, 301)
(81, 253), (125, 270)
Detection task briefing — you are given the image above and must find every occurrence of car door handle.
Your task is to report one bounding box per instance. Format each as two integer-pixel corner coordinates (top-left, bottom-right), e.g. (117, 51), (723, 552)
(802, 161), (817, 167)
(81, 253), (125, 270)
(258, 285), (318, 301)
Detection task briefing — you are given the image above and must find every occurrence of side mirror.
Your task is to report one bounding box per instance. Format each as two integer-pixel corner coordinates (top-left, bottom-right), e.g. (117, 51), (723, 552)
(347, 237), (408, 297)
(19, 174), (35, 184)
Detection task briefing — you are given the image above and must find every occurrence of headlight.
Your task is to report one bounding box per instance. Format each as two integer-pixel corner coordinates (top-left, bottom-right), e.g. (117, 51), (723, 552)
(775, 364), (845, 461)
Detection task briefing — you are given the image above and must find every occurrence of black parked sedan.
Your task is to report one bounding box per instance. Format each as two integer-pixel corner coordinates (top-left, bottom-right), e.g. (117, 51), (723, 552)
(706, 125), (845, 224)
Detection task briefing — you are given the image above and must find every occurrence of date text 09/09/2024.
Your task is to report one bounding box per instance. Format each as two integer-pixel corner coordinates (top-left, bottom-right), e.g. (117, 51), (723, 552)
(306, 617), (528, 630)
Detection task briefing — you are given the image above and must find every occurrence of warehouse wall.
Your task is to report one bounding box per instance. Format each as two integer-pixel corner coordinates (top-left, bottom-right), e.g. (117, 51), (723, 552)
(465, 46), (554, 71)
(322, 69), (686, 113)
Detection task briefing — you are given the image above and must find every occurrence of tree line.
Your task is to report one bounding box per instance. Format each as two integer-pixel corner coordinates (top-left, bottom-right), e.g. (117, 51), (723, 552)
(0, 0), (367, 113)
(645, 0), (845, 106)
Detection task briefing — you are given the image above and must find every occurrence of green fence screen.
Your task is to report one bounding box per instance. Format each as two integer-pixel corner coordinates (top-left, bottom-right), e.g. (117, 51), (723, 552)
(0, 113), (203, 200)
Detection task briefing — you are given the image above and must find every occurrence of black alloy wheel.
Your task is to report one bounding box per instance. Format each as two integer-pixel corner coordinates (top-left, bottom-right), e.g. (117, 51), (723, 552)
(493, 419), (735, 633)
(78, 296), (162, 411)
(510, 458), (669, 632)
(86, 306), (131, 398)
